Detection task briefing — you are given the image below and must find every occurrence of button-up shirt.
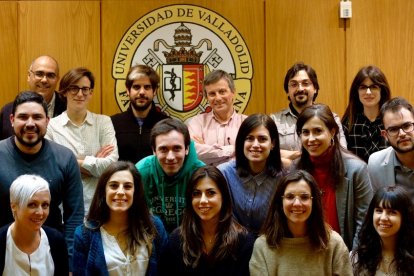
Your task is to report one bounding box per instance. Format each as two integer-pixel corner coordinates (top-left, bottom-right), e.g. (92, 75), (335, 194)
(270, 105), (347, 151)
(46, 111), (119, 213)
(218, 160), (282, 233)
(187, 110), (246, 166)
(342, 113), (388, 162)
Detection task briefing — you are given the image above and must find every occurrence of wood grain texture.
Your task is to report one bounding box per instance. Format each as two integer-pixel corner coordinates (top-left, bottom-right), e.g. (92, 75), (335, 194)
(346, 0), (414, 105)
(0, 2), (18, 106)
(266, 0), (346, 117)
(18, 1), (101, 113)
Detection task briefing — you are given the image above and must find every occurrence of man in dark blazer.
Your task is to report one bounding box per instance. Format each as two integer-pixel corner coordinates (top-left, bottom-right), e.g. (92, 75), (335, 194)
(0, 55), (66, 140)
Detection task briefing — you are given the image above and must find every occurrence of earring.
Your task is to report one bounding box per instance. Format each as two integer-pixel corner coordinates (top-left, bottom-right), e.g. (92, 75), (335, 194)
(330, 137), (335, 146)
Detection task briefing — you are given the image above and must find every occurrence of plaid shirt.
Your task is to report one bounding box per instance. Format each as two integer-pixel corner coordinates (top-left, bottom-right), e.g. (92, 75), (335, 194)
(343, 113), (388, 162)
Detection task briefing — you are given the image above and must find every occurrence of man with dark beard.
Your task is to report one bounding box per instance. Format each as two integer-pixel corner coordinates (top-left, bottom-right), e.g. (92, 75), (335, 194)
(368, 97), (414, 201)
(111, 64), (169, 163)
(270, 62), (347, 159)
(0, 91), (84, 271)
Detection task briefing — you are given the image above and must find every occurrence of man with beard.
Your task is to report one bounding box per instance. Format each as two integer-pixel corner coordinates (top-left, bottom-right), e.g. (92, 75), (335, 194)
(0, 55), (66, 139)
(270, 62), (347, 159)
(111, 64), (169, 163)
(368, 97), (414, 200)
(0, 91), (83, 270)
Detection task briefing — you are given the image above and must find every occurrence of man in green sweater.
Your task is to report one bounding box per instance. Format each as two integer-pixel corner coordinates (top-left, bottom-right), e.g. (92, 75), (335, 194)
(136, 118), (205, 232)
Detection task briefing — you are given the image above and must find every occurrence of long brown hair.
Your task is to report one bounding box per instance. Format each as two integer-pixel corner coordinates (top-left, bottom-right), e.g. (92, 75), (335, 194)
(86, 161), (156, 254)
(261, 170), (329, 249)
(180, 166), (247, 267)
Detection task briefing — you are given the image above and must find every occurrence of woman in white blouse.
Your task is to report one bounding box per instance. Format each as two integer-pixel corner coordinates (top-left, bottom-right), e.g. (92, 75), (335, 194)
(73, 161), (168, 275)
(0, 174), (68, 275)
(45, 67), (118, 214)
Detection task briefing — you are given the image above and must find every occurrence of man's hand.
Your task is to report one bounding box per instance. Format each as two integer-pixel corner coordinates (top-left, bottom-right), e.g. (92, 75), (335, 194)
(192, 136), (205, 144)
(96, 145), (114, 158)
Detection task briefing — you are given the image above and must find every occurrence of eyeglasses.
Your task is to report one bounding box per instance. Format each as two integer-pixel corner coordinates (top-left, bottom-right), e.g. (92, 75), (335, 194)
(358, 84), (380, 93)
(67, 85), (92, 96)
(282, 193), (313, 203)
(288, 80), (313, 89)
(384, 122), (414, 137)
(30, 70), (57, 80)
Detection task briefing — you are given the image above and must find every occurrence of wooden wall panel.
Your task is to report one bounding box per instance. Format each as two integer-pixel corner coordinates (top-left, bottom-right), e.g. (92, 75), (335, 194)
(18, 1), (101, 112)
(101, 0), (265, 116)
(0, 2), (18, 107)
(266, 0), (346, 117)
(346, 0), (414, 104)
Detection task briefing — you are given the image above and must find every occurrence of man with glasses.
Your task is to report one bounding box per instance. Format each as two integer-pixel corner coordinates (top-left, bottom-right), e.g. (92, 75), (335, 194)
(368, 97), (414, 200)
(270, 62), (347, 160)
(0, 55), (66, 139)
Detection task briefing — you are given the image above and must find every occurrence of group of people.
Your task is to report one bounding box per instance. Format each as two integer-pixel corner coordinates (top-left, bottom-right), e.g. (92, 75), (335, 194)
(0, 56), (413, 275)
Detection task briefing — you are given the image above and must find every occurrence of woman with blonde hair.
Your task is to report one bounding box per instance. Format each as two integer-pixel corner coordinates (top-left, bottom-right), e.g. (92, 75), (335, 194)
(0, 174), (68, 275)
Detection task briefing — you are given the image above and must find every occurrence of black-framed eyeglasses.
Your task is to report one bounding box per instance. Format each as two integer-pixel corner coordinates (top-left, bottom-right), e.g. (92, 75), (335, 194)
(30, 70), (57, 80)
(358, 84), (380, 93)
(67, 85), (92, 96)
(385, 122), (414, 137)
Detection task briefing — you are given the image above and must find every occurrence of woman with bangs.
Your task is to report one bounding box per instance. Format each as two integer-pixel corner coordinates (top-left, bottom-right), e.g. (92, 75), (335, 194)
(351, 186), (414, 275)
(161, 166), (255, 275)
(342, 65), (391, 162)
(218, 113), (285, 233)
(249, 170), (352, 275)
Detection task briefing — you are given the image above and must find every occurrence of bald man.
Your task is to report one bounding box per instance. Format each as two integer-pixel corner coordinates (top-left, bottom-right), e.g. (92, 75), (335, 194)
(0, 55), (66, 139)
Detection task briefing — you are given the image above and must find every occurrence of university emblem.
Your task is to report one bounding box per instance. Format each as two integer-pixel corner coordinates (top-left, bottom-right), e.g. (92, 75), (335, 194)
(112, 4), (253, 121)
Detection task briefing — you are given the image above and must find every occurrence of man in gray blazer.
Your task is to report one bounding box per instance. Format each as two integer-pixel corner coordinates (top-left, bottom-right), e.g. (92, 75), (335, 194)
(368, 97), (414, 201)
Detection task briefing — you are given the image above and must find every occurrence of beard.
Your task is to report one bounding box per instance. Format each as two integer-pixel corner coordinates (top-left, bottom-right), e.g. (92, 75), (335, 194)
(292, 91), (309, 107)
(130, 97), (152, 112)
(15, 128), (44, 148)
(390, 138), (414, 154)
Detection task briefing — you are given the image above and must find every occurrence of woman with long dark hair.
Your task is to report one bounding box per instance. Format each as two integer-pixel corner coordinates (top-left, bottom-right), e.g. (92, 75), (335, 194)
(342, 65), (391, 162)
(296, 104), (372, 249)
(73, 161), (168, 275)
(162, 166), (255, 275)
(218, 113), (285, 233)
(249, 170), (352, 275)
(352, 186), (414, 275)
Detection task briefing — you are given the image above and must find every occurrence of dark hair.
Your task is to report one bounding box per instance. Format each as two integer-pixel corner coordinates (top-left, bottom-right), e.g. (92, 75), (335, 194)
(125, 64), (159, 91)
(59, 67), (95, 93)
(296, 104), (345, 185)
(235, 113), (283, 177)
(261, 170), (329, 249)
(352, 186), (414, 275)
(180, 166), (246, 267)
(86, 161), (156, 253)
(342, 65), (391, 130)
(283, 62), (319, 101)
(203, 70), (235, 95)
(12, 91), (48, 116)
(380, 97), (414, 124)
(150, 118), (190, 151)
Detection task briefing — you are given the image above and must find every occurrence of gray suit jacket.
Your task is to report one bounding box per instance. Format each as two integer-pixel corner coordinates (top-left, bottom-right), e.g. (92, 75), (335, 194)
(367, 147), (396, 191)
(335, 153), (373, 250)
